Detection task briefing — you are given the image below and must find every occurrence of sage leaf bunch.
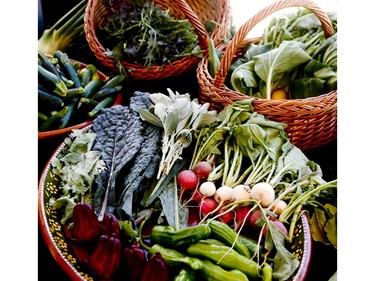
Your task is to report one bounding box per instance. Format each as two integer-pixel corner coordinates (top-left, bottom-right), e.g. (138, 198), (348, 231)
(139, 88), (217, 179)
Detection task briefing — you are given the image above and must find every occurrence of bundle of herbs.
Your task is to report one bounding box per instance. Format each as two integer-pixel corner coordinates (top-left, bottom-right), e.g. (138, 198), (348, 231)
(99, 0), (201, 69)
(220, 9), (337, 100)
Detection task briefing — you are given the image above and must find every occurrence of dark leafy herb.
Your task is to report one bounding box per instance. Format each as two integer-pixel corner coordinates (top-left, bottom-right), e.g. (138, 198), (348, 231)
(100, 0), (200, 68)
(91, 91), (162, 220)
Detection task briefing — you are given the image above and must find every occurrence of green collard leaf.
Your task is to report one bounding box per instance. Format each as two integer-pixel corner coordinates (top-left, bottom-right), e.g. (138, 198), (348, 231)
(324, 204), (337, 248)
(159, 183), (188, 229)
(291, 78), (325, 99)
(138, 108), (163, 127)
(253, 41), (311, 99)
(309, 207), (330, 245)
(230, 61), (260, 96)
(265, 215), (300, 281)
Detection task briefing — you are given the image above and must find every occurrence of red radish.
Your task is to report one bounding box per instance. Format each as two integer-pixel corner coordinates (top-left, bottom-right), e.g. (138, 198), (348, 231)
(263, 220), (288, 237)
(200, 185), (233, 222)
(215, 207), (234, 224)
(190, 190), (203, 203)
(193, 161), (213, 180)
(177, 170), (198, 201)
(177, 170), (198, 190)
(208, 184), (253, 224)
(198, 197), (218, 219)
(250, 209), (265, 230)
(235, 206), (253, 228)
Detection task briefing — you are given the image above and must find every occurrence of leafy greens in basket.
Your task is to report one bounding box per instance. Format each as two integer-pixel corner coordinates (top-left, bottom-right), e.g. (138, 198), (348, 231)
(226, 9), (337, 99)
(100, 0), (200, 69)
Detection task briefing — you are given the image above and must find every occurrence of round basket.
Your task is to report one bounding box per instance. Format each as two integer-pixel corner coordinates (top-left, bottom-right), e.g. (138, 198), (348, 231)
(84, 0), (231, 80)
(197, 0), (337, 151)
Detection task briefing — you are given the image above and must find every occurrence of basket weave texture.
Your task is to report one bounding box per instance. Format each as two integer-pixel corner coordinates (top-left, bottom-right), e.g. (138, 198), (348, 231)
(197, 0), (337, 151)
(84, 0), (231, 80)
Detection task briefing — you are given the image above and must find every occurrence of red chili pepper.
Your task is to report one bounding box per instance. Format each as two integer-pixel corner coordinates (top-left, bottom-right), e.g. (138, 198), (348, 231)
(140, 252), (168, 281)
(123, 242), (148, 281)
(72, 203), (104, 242)
(88, 235), (122, 279)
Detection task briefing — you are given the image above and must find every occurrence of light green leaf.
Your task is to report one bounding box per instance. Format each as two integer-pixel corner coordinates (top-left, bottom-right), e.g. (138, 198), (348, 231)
(230, 60), (259, 95)
(254, 41), (311, 99)
(138, 108), (163, 127)
(165, 110), (180, 136)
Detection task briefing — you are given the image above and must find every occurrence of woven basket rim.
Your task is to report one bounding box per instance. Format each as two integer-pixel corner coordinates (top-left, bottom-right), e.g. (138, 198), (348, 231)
(84, 0), (231, 79)
(196, 0), (337, 150)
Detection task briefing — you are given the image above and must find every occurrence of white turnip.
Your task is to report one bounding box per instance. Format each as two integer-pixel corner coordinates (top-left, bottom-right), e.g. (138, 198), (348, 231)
(199, 181), (216, 198)
(251, 182), (275, 207)
(208, 185), (253, 224)
(271, 200), (287, 215)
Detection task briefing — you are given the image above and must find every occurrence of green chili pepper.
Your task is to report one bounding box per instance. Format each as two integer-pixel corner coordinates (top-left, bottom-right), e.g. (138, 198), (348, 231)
(148, 244), (203, 270)
(186, 239), (260, 280)
(200, 259), (249, 281)
(150, 224), (211, 248)
(206, 220), (250, 258)
(262, 263), (273, 281)
(239, 235), (262, 256)
(173, 268), (196, 281)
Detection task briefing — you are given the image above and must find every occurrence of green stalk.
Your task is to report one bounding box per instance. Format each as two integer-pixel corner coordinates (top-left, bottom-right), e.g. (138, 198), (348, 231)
(38, 0), (87, 54)
(279, 179), (337, 222)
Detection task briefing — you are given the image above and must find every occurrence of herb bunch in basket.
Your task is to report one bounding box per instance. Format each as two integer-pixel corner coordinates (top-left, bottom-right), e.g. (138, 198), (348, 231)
(99, 0), (200, 69)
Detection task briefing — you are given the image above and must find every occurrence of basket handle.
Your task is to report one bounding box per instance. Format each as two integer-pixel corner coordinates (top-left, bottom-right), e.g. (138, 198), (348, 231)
(174, 0), (209, 51)
(213, 0), (335, 87)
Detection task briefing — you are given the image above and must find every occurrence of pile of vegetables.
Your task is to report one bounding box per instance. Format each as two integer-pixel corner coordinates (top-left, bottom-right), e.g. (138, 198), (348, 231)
(38, 50), (124, 132)
(211, 9), (337, 100)
(98, 0), (201, 69)
(48, 89), (337, 281)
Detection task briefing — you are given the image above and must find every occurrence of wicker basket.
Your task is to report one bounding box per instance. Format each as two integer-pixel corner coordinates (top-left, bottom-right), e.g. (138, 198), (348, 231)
(84, 0), (231, 80)
(197, 0), (337, 151)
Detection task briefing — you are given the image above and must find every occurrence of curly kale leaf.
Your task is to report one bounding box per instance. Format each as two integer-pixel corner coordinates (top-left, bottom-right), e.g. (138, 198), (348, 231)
(91, 91), (154, 218)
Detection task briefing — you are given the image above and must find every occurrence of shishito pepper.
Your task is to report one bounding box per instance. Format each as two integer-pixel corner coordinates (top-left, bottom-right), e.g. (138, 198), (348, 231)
(174, 268), (196, 281)
(261, 263), (273, 281)
(206, 219), (250, 258)
(150, 224), (211, 248)
(186, 239), (260, 280)
(148, 244), (203, 270)
(200, 259), (249, 281)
